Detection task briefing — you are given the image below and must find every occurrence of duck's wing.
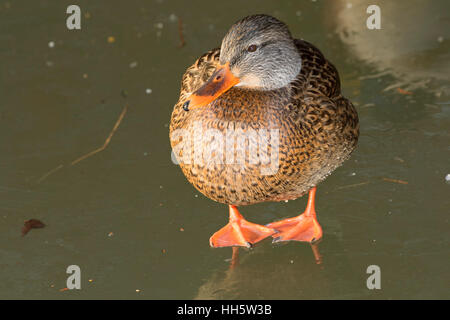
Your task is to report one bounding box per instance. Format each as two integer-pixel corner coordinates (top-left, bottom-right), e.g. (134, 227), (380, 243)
(177, 48), (221, 103)
(171, 48), (221, 134)
(291, 39), (359, 154)
(293, 39), (341, 99)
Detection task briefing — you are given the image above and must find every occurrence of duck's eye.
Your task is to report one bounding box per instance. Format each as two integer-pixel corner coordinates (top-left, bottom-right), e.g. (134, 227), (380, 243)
(247, 44), (258, 52)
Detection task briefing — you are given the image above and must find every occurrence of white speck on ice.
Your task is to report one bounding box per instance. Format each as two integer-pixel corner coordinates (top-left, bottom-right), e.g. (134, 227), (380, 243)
(169, 14), (177, 22)
(146, 88), (152, 94)
(445, 174), (450, 182)
(48, 41), (55, 48)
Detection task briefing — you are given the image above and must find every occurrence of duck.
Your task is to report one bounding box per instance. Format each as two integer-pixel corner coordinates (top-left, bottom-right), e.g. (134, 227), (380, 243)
(169, 14), (359, 248)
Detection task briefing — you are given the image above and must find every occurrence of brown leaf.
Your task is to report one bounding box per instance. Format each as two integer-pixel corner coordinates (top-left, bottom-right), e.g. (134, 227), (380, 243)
(22, 219), (46, 236)
(397, 88), (413, 95)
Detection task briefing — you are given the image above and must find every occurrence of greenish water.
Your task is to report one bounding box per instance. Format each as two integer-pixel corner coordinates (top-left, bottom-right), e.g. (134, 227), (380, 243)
(0, 0), (449, 299)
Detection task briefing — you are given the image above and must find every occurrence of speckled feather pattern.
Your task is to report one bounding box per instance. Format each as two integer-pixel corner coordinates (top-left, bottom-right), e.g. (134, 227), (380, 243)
(170, 39), (359, 206)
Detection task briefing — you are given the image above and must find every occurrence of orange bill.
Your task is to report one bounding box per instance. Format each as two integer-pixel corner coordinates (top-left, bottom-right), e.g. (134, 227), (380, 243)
(183, 62), (240, 111)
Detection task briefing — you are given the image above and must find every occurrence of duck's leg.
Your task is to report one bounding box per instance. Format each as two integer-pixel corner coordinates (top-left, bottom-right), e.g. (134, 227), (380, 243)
(209, 205), (277, 248)
(267, 187), (323, 243)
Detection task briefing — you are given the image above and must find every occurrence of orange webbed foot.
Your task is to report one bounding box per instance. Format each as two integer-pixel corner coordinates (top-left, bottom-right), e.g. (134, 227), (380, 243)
(267, 213), (323, 243)
(209, 205), (277, 248)
(267, 187), (323, 243)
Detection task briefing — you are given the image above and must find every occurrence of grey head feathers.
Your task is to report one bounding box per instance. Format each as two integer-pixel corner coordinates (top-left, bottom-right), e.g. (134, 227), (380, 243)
(219, 14), (302, 91)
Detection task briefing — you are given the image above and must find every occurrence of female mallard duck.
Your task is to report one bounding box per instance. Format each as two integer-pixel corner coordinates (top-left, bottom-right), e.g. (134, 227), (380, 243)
(170, 14), (359, 248)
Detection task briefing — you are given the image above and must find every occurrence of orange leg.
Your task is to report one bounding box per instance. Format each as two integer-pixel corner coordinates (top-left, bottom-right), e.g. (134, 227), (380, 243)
(209, 205), (277, 248)
(267, 187), (323, 243)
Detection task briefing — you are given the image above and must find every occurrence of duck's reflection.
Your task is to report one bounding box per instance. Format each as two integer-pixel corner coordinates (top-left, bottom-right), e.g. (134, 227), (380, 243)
(229, 247), (240, 269)
(193, 239), (366, 300)
(229, 242), (322, 270)
(310, 242), (323, 265)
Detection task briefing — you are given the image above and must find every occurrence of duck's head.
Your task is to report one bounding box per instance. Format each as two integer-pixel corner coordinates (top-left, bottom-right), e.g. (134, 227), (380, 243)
(183, 14), (302, 111)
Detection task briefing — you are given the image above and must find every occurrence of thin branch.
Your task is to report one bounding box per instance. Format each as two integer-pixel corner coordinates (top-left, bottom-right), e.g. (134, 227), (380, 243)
(37, 164), (63, 184)
(70, 104), (128, 166)
(37, 104), (128, 183)
(336, 181), (370, 190)
(382, 177), (408, 185)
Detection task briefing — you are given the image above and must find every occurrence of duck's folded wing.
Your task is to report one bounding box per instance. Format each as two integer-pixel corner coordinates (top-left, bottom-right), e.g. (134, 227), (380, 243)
(294, 39), (341, 99)
(178, 48), (221, 103)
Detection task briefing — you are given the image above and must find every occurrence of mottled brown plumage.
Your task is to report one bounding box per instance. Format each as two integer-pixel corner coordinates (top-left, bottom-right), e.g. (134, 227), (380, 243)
(169, 15), (359, 246)
(171, 43), (358, 204)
